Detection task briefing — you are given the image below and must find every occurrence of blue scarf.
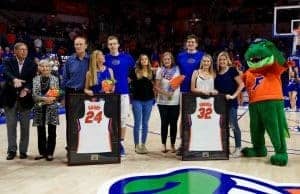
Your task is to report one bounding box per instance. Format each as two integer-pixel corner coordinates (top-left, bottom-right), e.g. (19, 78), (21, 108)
(161, 66), (177, 80)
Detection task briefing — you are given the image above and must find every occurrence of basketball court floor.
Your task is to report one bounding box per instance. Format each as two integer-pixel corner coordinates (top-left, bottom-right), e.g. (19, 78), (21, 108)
(0, 104), (299, 194)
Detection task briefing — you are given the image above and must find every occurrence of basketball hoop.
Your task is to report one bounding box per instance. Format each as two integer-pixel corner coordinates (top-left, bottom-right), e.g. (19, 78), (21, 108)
(292, 28), (300, 55)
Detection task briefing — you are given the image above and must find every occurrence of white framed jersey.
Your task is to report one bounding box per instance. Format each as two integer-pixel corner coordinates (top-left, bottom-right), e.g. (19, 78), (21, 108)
(189, 97), (223, 151)
(77, 100), (112, 153)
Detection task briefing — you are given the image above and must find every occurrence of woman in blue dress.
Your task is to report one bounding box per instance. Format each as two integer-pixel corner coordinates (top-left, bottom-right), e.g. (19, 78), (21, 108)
(84, 50), (115, 95)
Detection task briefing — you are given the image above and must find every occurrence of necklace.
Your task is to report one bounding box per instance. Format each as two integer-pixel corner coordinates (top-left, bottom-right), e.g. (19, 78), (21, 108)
(40, 76), (50, 92)
(97, 64), (105, 72)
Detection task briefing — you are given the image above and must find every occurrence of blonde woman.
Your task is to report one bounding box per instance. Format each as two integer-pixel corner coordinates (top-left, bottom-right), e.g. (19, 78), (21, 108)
(84, 50), (114, 96)
(129, 54), (155, 154)
(191, 54), (218, 95)
(155, 52), (181, 153)
(214, 51), (244, 157)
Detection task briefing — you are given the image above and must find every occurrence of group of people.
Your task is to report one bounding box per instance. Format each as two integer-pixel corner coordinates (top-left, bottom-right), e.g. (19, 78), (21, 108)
(126, 35), (244, 157)
(1, 34), (245, 161)
(2, 42), (58, 161)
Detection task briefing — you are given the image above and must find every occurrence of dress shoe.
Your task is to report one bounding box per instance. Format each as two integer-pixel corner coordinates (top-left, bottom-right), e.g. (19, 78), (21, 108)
(20, 153), (27, 159)
(34, 155), (46, 160)
(6, 151), (16, 160)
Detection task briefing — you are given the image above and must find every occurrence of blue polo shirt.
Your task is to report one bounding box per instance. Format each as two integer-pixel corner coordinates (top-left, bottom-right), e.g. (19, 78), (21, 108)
(62, 53), (89, 89)
(105, 53), (135, 94)
(177, 51), (204, 92)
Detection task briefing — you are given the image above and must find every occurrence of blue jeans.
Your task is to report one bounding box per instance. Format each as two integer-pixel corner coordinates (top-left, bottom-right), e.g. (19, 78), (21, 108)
(229, 106), (241, 148)
(132, 100), (153, 144)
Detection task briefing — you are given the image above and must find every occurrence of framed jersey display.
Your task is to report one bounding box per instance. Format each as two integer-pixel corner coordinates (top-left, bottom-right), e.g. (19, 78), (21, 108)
(67, 94), (120, 165)
(181, 93), (229, 161)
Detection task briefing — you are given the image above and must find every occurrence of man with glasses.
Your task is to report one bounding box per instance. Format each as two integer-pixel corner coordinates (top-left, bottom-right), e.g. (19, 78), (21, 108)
(2, 42), (37, 160)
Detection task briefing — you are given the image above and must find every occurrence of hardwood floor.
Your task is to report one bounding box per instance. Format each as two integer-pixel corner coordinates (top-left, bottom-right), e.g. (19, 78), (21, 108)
(0, 106), (299, 194)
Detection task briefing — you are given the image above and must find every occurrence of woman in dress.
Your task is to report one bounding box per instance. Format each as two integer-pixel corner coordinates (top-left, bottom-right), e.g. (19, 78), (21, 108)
(84, 50), (114, 95)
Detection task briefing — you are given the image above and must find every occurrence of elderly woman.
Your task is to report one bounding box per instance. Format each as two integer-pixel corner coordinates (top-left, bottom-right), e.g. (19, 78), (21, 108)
(32, 59), (60, 161)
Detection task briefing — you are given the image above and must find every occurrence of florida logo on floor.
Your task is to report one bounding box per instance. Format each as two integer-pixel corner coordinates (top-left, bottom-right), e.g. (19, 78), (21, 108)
(98, 167), (300, 194)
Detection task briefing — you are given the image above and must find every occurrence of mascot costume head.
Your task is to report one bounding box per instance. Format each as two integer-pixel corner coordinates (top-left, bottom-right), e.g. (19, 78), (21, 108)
(242, 39), (292, 166)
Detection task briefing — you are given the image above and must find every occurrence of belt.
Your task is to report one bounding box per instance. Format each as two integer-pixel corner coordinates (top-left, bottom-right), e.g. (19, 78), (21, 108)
(66, 87), (83, 93)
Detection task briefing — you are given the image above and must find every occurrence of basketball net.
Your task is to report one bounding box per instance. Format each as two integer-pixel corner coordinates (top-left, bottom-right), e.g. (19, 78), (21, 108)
(292, 28), (300, 55)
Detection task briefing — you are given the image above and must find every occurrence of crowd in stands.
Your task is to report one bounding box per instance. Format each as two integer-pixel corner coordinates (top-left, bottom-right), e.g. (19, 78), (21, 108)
(0, 1), (298, 119)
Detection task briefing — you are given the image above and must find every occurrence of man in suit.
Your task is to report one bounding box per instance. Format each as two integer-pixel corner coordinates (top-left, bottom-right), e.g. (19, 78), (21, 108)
(2, 42), (37, 160)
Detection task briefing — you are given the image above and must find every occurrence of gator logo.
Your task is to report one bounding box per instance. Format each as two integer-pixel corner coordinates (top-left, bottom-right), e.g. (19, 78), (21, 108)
(112, 59), (120, 65)
(252, 76), (264, 90)
(98, 167), (300, 194)
(187, 58), (196, 64)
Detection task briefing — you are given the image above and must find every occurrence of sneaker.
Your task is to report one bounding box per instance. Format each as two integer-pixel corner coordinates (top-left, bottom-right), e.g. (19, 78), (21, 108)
(135, 144), (143, 154)
(140, 144), (148, 154)
(120, 143), (126, 157)
(292, 126), (300, 132)
(230, 147), (242, 158)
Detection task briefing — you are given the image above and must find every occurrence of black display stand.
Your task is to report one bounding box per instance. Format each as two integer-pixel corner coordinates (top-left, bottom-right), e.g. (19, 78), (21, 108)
(181, 93), (229, 161)
(67, 93), (120, 165)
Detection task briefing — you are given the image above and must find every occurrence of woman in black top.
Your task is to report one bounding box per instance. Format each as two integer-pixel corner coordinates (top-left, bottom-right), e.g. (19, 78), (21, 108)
(129, 54), (155, 154)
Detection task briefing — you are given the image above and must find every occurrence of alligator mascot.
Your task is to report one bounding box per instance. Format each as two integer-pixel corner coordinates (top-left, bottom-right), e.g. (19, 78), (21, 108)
(242, 39), (292, 166)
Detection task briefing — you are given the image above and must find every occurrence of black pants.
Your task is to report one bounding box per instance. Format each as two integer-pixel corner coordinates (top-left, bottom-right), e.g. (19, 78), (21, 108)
(37, 106), (56, 156)
(157, 105), (180, 145)
(65, 88), (83, 149)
